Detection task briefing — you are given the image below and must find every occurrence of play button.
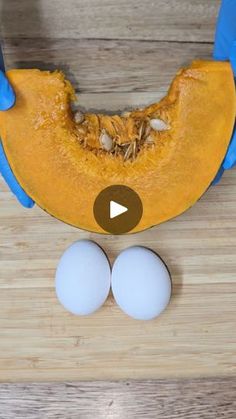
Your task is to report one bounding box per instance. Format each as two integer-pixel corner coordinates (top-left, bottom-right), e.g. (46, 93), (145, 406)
(110, 201), (128, 219)
(93, 185), (143, 234)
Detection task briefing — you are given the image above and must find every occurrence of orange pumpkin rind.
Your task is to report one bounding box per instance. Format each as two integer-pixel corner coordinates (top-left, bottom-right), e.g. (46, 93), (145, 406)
(0, 60), (235, 233)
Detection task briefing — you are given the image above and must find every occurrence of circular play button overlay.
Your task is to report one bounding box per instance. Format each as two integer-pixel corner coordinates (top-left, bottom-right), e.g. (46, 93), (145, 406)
(93, 185), (143, 234)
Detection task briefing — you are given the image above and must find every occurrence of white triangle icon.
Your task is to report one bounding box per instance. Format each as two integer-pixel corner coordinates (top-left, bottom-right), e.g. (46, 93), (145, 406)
(110, 200), (128, 219)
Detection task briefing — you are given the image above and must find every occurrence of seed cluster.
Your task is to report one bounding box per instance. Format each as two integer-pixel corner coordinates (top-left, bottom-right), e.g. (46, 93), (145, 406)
(74, 110), (169, 162)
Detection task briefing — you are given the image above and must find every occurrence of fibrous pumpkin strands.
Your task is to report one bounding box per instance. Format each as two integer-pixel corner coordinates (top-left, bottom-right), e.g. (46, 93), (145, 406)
(74, 112), (167, 161)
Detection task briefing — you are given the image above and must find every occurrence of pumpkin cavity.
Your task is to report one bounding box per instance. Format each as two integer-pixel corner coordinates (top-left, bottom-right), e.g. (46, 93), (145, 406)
(73, 110), (169, 162)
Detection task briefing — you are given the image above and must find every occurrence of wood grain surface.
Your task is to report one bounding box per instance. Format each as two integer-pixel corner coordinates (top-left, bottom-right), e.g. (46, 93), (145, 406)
(0, 0), (236, 392)
(0, 378), (236, 419)
(1, 0), (220, 42)
(3, 38), (213, 94)
(1, 171), (236, 382)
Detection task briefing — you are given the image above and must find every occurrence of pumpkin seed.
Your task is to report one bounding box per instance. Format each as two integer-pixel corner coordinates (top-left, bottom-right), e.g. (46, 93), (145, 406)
(120, 141), (132, 148)
(74, 110), (85, 124)
(121, 111), (131, 118)
(132, 140), (137, 160)
(138, 121), (146, 141)
(124, 142), (134, 161)
(145, 135), (155, 145)
(150, 118), (169, 131)
(144, 124), (151, 139)
(99, 129), (114, 152)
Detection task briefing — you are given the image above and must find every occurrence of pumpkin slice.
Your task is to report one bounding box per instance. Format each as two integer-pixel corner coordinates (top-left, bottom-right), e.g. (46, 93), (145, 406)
(0, 61), (235, 233)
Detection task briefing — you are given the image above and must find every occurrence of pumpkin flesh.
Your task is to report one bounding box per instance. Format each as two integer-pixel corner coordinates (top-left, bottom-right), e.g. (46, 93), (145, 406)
(0, 60), (235, 233)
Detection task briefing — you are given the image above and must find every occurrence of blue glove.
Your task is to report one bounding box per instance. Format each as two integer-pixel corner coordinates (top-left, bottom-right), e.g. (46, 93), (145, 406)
(212, 0), (236, 184)
(0, 71), (34, 207)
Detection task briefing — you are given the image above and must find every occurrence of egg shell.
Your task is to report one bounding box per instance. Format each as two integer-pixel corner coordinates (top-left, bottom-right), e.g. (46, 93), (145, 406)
(55, 240), (111, 316)
(111, 246), (171, 320)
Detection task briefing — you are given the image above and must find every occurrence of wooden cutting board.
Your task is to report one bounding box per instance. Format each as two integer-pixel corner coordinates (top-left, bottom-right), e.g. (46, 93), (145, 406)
(1, 0), (236, 383)
(1, 170), (236, 382)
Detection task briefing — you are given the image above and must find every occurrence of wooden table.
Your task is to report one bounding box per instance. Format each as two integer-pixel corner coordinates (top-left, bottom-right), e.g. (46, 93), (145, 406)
(1, 0), (236, 417)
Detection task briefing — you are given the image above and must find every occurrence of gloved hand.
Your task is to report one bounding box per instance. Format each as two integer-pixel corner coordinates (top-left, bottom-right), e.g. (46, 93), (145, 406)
(0, 70), (34, 207)
(212, 0), (236, 184)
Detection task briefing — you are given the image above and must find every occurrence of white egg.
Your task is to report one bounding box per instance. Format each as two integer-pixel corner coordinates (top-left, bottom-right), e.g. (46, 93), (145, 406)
(111, 246), (171, 320)
(55, 240), (111, 316)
